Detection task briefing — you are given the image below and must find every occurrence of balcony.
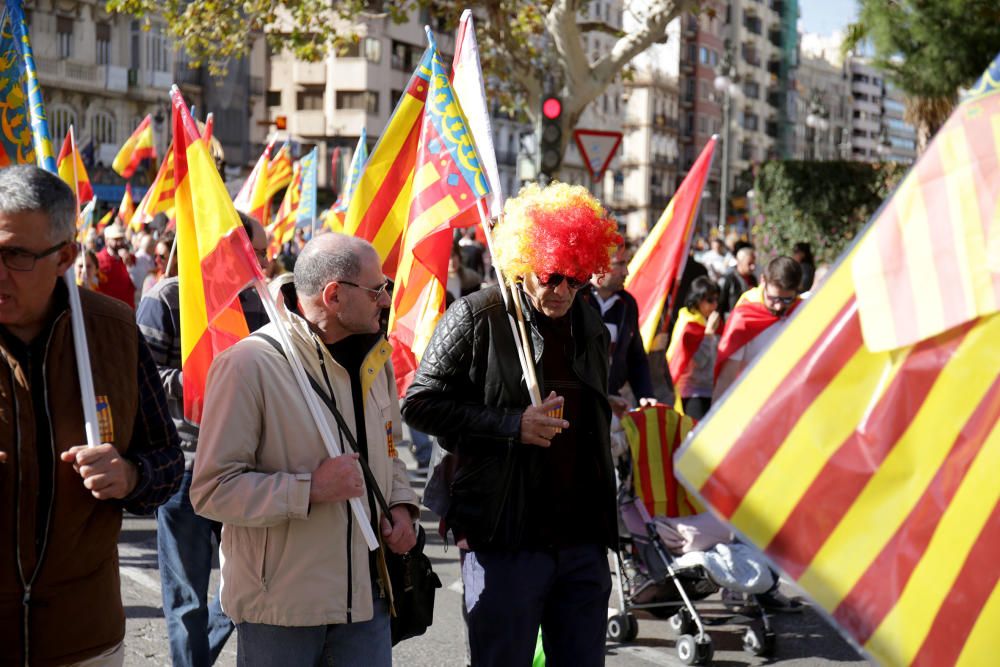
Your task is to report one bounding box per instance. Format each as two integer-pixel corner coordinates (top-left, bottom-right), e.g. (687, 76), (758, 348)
(742, 46), (761, 68)
(744, 16), (763, 35)
(292, 110), (326, 136)
(293, 62), (326, 85)
(684, 17), (698, 37)
(175, 65), (203, 87)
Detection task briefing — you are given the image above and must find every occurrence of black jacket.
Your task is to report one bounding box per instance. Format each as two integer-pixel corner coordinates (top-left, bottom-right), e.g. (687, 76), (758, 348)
(579, 287), (655, 399)
(402, 285), (618, 551)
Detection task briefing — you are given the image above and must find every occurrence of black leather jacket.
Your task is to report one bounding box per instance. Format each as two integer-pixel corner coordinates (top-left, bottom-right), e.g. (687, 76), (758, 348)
(402, 285), (618, 551)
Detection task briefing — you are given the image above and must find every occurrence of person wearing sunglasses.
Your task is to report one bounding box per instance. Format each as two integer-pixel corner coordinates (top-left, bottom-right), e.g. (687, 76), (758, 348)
(714, 255), (803, 400)
(403, 182), (623, 667)
(0, 166), (184, 667)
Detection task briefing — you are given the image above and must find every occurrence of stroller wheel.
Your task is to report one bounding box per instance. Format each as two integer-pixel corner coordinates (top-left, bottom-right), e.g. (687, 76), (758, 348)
(607, 614), (636, 643)
(676, 634), (713, 665)
(742, 626), (776, 657)
(668, 607), (695, 635)
(624, 613), (640, 641)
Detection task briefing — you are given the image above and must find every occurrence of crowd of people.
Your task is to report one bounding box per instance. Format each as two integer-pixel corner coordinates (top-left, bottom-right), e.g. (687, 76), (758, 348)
(0, 163), (820, 667)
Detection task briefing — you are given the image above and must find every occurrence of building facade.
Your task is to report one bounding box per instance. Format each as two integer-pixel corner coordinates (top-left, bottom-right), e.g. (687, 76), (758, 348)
(793, 54), (852, 160)
(27, 0), (266, 200)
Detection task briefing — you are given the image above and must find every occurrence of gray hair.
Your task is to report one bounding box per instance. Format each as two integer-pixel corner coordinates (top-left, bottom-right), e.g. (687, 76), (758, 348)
(294, 233), (377, 296)
(0, 165), (77, 242)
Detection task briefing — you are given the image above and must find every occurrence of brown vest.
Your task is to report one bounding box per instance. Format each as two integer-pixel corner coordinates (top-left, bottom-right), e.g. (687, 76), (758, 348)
(0, 287), (139, 666)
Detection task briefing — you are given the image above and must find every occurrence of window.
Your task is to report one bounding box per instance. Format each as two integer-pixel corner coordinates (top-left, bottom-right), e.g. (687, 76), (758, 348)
(145, 23), (170, 73)
(699, 46), (709, 64)
(390, 89), (404, 110)
(710, 50), (719, 67)
(96, 23), (111, 66)
(744, 81), (760, 99)
(91, 110), (116, 146)
(297, 87), (325, 111)
(340, 40), (362, 57)
(266, 90), (282, 107)
(743, 112), (759, 131)
(390, 40), (419, 72)
(57, 16), (73, 59)
(336, 91), (378, 114)
(364, 37), (381, 63)
(50, 105), (77, 143)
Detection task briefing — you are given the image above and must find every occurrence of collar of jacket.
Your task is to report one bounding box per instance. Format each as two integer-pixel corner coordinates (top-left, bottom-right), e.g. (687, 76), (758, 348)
(270, 274), (391, 402)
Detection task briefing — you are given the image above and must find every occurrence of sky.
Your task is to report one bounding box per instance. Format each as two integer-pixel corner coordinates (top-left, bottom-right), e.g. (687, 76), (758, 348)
(797, 0), (858, 37)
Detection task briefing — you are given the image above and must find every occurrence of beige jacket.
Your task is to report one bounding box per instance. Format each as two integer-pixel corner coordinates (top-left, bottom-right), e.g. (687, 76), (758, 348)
(191, 303), (418, 626)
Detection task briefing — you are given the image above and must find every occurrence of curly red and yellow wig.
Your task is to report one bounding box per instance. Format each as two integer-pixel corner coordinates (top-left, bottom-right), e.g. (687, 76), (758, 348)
(492, 182), (622, 284)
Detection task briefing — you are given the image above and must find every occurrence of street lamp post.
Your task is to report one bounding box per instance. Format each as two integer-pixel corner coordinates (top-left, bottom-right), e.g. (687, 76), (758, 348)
(714, 47), (740, 235)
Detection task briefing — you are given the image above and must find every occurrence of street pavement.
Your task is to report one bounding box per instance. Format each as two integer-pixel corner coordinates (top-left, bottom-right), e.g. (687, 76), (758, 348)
(119, 448), (870, 666)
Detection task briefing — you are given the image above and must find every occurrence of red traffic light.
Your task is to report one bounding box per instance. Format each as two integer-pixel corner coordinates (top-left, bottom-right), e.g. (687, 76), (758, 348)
(542, 97), (562, 120)
(275, 115), (287, 130)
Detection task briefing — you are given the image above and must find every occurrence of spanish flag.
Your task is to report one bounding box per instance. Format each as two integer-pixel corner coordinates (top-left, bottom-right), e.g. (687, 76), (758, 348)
(344, 50), (433, 279)
(118, 184), (137, 231)
(625, 136), (716, 352)
(386, 42), (490, 396)
(171, 87), (263, 423)
(713, 285), (800, 385)
(132, 146), (175, 228)
(56, 127), (93, 205)
(112, 115), (156, 179)
(666, 307), (706, 392)
(676, 53), (1000, 667)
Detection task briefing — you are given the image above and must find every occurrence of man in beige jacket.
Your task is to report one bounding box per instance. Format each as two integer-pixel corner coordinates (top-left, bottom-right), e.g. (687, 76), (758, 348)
(191, 234), (418, 667)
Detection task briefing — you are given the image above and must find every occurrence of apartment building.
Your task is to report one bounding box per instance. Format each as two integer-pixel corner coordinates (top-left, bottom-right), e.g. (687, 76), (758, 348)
(882, 83), (917, 163)
(619, 16), (681, 238)
(794, 54), (852, 160)
(28, 0), (266, 198)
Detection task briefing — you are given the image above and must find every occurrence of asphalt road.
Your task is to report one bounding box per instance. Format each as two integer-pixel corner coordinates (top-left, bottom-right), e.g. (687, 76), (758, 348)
(118, 451), (870, 666)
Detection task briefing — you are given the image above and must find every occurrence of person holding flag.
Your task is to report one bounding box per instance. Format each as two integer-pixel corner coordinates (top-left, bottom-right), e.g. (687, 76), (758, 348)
(402, 182), (621, 667)
(666, 276), (721, 419)
(0, 166), (183, 666)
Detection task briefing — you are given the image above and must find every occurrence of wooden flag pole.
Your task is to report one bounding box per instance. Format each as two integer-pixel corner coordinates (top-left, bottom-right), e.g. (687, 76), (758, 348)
(253, 277), (380, 551)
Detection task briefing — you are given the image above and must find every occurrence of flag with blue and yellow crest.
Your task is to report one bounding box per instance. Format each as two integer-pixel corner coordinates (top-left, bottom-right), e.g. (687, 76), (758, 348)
(0, 0), (56, 172)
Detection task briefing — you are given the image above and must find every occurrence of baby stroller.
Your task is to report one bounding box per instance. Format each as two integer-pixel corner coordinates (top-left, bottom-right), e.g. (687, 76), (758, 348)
(607, 405), (777, 665)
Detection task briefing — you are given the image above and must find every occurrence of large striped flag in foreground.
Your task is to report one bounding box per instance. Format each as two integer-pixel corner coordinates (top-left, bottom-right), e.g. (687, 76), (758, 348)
(171, 87), (263, 423)
(625, 136), (716, 351)
(344, 50), (434, 279)
(387, 40), (489, 396)
(675, 54), (1000, 666)
(0, 0), (56, 171)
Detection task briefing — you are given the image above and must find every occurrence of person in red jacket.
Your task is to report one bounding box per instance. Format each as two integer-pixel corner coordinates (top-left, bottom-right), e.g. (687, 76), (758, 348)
(96, 222), (135, 308)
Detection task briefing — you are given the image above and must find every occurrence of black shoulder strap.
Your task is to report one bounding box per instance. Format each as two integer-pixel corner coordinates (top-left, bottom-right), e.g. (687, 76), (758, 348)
(255, 332), (394, 522)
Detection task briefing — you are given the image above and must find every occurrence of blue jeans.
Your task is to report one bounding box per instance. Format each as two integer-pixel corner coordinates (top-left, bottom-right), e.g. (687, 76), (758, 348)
(410, 428), (434, 468)
(235, 595), (391, 667)
(461, 544), (611, 667)
(157, 469), (235, 667)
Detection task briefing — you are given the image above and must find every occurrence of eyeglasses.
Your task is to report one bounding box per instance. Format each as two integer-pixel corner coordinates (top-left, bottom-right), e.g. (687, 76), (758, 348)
(538, 273), (589, 290)
(763, 292), (797, 306)
(0, 242), (67, 272)
(339, 279), (390, 302)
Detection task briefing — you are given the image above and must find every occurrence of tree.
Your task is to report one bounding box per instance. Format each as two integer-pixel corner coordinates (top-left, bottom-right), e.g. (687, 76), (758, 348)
(844, 0), (1000, 151)
(108, 0), (702, 168)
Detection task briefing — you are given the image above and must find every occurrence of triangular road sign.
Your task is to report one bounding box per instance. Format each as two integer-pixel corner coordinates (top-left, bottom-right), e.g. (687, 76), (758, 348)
(573, 129), (623, 181)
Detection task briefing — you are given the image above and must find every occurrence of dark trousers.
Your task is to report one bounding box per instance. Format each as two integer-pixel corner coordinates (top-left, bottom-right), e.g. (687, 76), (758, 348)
(461, 544), (611, 667)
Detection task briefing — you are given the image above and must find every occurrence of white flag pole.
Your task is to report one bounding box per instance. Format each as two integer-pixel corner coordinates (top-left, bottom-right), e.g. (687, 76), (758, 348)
(253, 278), (380, 551)
(66, 124), (101, 447)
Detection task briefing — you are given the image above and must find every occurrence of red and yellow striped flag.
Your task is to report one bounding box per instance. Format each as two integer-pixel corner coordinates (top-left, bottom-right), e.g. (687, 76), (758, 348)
(386, 45), (489, 396)
(676, 53), (1000, 667)
(132, 145), (176, 229)
(621, 405), (699, 518)
(112, 115), (156, 178)
(625, 136), (716, 351)
(171, 87), (263, 423)
(266, 159), (303, 260)
(56, 128), (93, 205)
(344, 50), (434, 280)
(234, 140), (274, 228)
(265, 142), (293, 201)
(118, 184), (137, 231)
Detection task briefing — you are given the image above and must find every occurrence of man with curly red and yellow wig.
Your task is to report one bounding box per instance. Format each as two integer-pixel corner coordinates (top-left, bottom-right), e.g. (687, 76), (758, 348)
(403, 183), (622, 666)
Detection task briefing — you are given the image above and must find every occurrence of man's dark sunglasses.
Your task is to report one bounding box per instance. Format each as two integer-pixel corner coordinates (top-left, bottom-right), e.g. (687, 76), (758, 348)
(0, 241), (67, 272)
(539, 273), (588, 290)
(764, 292), (796, 306)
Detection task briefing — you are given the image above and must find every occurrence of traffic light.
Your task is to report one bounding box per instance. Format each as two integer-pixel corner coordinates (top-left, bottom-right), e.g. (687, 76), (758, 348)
(275, 115), (287, 130)
(539, 95), (563, 179)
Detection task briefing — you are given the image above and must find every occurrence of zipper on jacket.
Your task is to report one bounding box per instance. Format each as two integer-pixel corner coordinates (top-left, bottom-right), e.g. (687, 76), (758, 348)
(11, 363), (28, 667)
(345, 510), (353, 623)
(34, 315), (63, 591)
(259, 528), (269, 592)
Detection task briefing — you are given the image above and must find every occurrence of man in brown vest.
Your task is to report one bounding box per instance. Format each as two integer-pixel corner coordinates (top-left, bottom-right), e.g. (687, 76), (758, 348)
(0, 165), (183, 666)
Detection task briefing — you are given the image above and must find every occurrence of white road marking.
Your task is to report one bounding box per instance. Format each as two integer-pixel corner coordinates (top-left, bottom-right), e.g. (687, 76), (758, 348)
(611, 644), (680, 666)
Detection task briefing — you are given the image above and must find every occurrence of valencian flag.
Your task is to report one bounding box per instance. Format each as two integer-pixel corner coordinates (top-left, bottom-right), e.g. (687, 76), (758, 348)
(56, 127), (93, 205)
(386, 38), (490, 396)
(675, 53), (1000, 667)
(329, 130), (369, 233)
(267, 159), (302, 260)
(112, 115), (156, 178)
(625, 136), (716, 352)
(132, 145), (175, 228)
(0, 0), (56, 171)
(344, 51), (435, 279)
(234, 139), (274, 227)
(171, 86), (263, 423)
(621, 405), (699, 518)
(297, 147), (318, 230)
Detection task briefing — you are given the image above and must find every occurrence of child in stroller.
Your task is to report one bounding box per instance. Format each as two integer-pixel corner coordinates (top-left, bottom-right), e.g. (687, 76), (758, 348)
(606, 404), (780, 665)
